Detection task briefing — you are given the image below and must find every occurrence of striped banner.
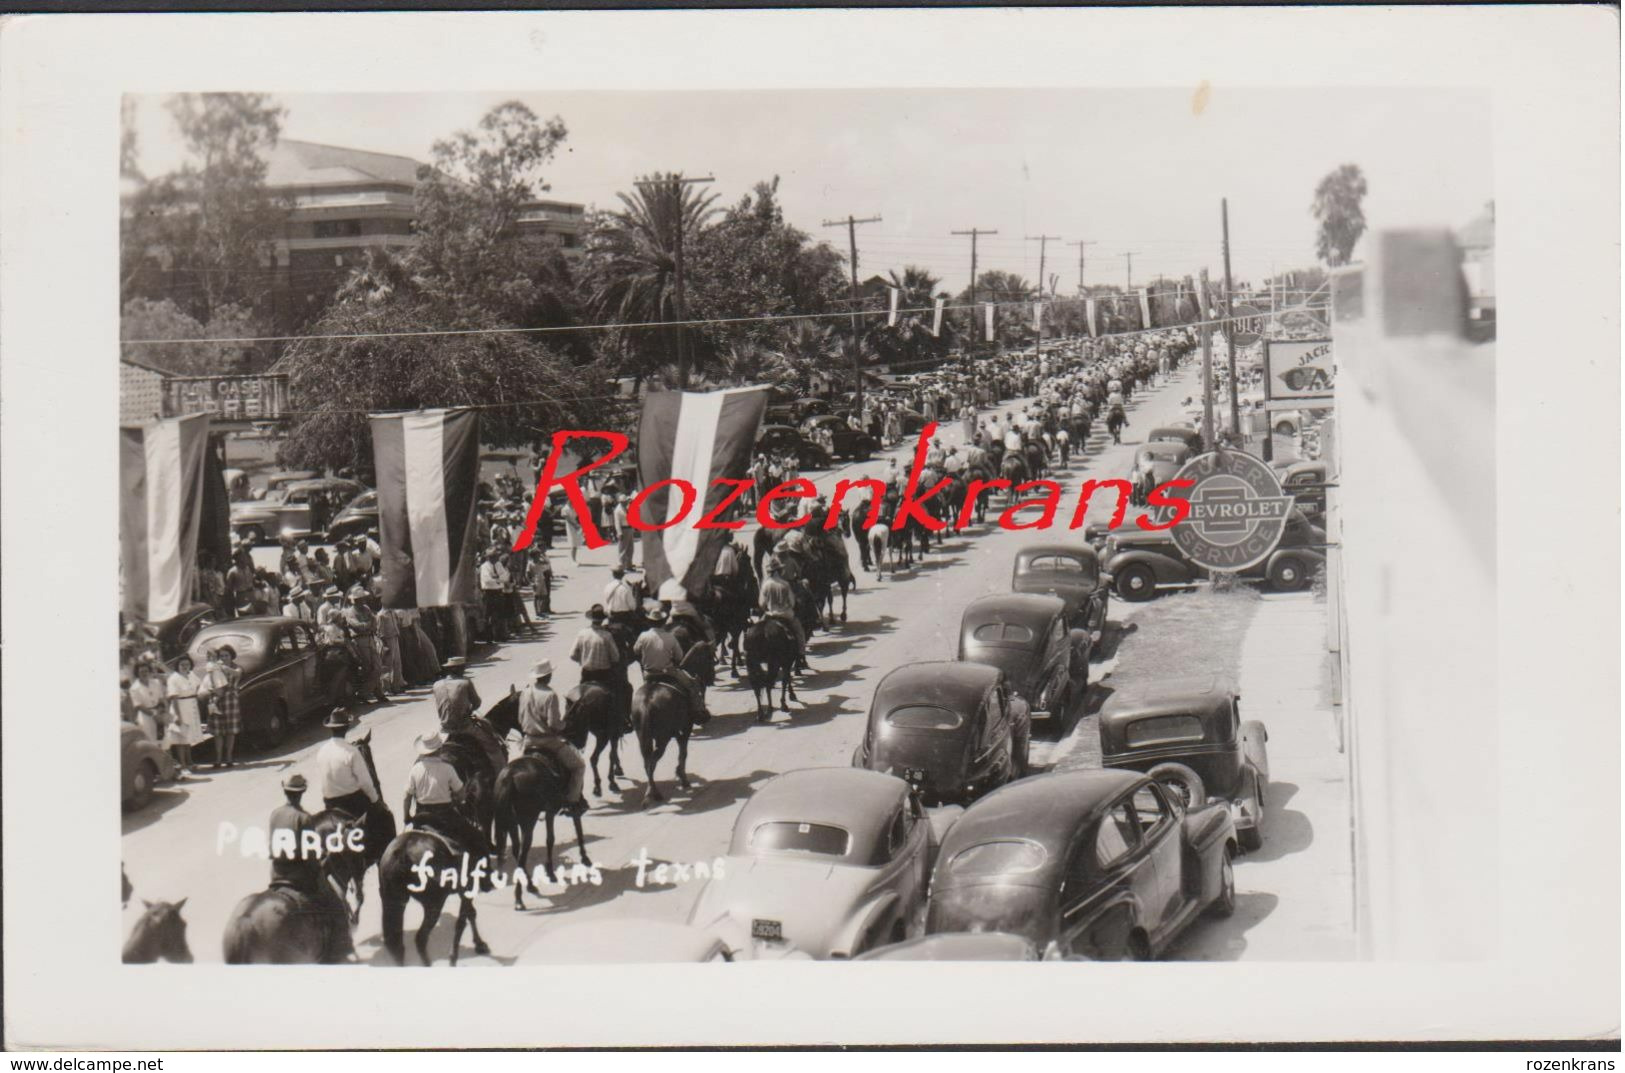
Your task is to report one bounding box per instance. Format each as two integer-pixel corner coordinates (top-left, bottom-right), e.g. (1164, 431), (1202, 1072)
(930, 297), (945, 338)
(1140, 288), (1153, 329)
(984, 303), (996, 342)
(887, 286), (900, 328)
(370, 408), (481, 609)
(1032, 301), (1043, 332)
(1086, 298), (1099, 338)
(638, 386), (769, 596)
(121, 414), (215, 623)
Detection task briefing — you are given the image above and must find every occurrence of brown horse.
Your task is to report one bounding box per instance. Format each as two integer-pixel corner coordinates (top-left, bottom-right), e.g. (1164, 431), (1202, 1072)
(491, 698), (593, 910)
(631, 642), (713, 807)
(743, 615), (799, 720)
(377, 826), (491, 966)
(223, 860), (354, 965)
(567, 681), (628, 797)
(310, 731), (395, 923)
(124, 900), (193, 964)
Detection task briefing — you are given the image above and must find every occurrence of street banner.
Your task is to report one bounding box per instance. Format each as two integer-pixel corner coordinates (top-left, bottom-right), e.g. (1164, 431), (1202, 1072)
(930, 297), (945, 337)
(638, 386), (769, 596)
(984, 302), (995, 341)
(1086, 298), (1099, 338)
(120, 413), (214, 623)
(370, 407), (481, 609)
(1032, 301), (1043, 332)
(887, 285), (900, 328)
(1140, 288), (1153, 329)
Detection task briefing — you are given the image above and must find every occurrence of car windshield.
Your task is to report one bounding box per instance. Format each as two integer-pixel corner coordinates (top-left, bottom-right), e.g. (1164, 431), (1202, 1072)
(946, 839), (1047, 878)
(750, 821), (850, 857)
(1124, 714), (1207, 748)
(192, 632), (260, 660)
(885, 705), (963, 730)
(1026, 555), (1085, 573)
(346, 491), (376, 510)
(970, 622), (1034, 646)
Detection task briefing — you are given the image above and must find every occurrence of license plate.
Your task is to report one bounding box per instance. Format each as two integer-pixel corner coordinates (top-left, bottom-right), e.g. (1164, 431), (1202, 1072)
(905, 767), (928, 784)
(751, 919), (784, 942)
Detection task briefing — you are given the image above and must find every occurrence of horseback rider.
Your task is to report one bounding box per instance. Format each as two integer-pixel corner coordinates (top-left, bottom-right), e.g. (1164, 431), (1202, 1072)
(268, 773), (354, 962)
(657, 577), (714, 645)
(404, 731), (494, 869)
(570, 604), (622, 692)
(758, 559), (809, 671)
(517, 660), (589, 815)
(316, 709), (379, 819)
(431, 657), (481, 734)
(603, 566), (641, 633)
(634, 604), (712, 727)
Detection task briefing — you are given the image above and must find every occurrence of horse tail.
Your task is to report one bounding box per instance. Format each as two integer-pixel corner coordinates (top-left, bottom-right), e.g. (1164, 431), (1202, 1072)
(220, 894), (260, 965)
(380, 885), (408, 967)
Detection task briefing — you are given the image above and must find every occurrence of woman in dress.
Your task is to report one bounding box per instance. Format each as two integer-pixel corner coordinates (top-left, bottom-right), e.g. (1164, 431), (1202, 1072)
(127, 662), (166, 742)
(563, 506), (583, 564)
(198, 645), (242, 768)
(164, 654), (210, 776)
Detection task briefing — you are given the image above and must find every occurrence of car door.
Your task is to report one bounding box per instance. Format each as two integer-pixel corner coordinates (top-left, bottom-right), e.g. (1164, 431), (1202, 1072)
(273, 623), (319, 716)
(1042, 616), (1069, 706)
(280, 488), (313, 536)
(885, 794), (931, 927)
(1130, 781), (1185, 942)
(1058, 800), (1150, 958)
(982, 689), (1013, 784)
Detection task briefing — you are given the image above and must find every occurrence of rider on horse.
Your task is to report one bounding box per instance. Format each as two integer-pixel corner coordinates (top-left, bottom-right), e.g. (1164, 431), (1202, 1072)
(269, 773), (354, 962)
(517, 660), (589, 815)
(657, 577), (714, 645)
(404, 731), (494, 869)
(633, 605), (711, 727)
(758, 559), (808, 671)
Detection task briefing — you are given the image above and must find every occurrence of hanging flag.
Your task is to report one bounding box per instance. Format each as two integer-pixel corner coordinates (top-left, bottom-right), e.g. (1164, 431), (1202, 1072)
(638, 386), (769, 596)
(930, 297), (945, 337)
(1032, 301), (1043, 332)
(887, 286), (900, 328)
(984, 302), (996, 342)
(1140, 288), (1153, 329)
(370, 408), (481, 609)
(1086, 298), (1099, 338)
(120, 413), (217, 623)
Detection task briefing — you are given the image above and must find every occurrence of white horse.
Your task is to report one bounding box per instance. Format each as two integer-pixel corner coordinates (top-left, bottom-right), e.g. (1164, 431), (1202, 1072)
(868, 523), (892, 580)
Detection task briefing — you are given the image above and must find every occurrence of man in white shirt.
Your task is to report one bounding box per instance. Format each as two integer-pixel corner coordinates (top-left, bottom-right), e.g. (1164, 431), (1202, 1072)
(317, 709), (380, 820)
(603, 566), (640, 630)
(404, 732), (491, 865)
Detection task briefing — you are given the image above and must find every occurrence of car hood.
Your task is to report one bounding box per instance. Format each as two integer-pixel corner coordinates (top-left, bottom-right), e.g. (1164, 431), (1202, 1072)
(688, 856), (883, 959)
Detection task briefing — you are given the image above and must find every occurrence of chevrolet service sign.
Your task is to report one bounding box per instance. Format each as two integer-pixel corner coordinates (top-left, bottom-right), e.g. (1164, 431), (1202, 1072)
(1160, 450), (1294, 572)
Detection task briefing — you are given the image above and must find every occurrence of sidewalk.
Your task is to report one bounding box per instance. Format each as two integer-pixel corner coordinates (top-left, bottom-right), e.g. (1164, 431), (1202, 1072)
(1173, 589), (1357, 960)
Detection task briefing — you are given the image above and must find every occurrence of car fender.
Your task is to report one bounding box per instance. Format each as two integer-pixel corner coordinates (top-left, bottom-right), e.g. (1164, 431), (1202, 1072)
(1181, 804), (1237, 901)
(1240, 720), (1270, 784)
(1068, 890), (1145, 959)
(1107, 549), (1193, 584)
(1269, 546), (1325, 572)
(830, 892), (902, 959)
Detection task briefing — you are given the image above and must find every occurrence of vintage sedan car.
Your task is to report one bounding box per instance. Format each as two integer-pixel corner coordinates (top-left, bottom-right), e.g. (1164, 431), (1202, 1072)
(230, 477), (365, 545)
(186, 617), (351, 746)
(1147, 425), (1203, 453)
(253, 469), (319, 500)
(687, 768), (937, 959)
(853, 661), (1028, 804)
(1131, 442), (1191, 486)
(755, 424), (831, 470)
(958, 594), (1085, 727)
(799, 414), (880, 461)
(1010, 544), (1109, 638)
(925, 770), (1237, 959)
(1104, 508), (1327, 600)
(122, 723), (177, 811)
(324, 488), (379, 544)
(1280, 460), (1329, 519)
(1100, 675), (1269, 852)
(152, 602), (219, 663)
(853, 931), (1040, 961)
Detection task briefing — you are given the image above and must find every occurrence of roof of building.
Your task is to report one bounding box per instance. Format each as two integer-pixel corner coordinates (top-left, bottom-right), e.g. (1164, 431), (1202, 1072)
(264, 139), (424, 189)
(120, 355), (173, 378)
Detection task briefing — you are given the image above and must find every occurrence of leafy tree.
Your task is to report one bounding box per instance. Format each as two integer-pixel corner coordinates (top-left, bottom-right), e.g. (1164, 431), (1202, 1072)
(1312, 163), (1368, 267)
(120, 297), (261, 375)
(768, 320), (837, 391)
(868, 265), (954, 371)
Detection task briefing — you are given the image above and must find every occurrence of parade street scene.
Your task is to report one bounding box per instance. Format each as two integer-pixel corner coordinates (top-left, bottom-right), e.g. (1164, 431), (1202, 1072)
(115, 87), (1491, 967)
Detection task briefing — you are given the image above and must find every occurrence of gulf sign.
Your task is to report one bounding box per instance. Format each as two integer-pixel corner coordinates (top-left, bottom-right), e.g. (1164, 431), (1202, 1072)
(1148, 450), (1293, 572)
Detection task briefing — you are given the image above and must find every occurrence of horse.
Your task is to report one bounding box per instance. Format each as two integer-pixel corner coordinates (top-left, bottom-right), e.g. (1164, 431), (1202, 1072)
(699, 553), (757, 673)
(491, 698), (593, 910)
(124, 900), (193, 964)
(310, 731), (396, 924)
(570, 681), (628, 797)
(1000, 450), (1030, 492)
(223, 858), (354, 965)
(1107, 405), (1127, 444)
(1023, 441), (1048, 481)
(743, 615), (799, 720)
(631, 641), (713, 807)
(378, 823), (491, 966)
(804, 531), (854, 624)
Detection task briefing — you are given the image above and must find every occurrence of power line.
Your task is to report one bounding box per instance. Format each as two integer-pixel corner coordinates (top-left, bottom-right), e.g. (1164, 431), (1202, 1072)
(822, 213), (882, 408)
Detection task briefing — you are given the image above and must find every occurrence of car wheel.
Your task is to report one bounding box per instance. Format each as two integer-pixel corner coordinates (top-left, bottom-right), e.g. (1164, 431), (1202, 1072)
(128, 760), (157, 811)
(260, 699), (290, 749)
(1208, 847), (1237, 919)
(1268, 556), (1308, 592)
(243, 525), (265, 547)
(1147, 761), (1207, 810)
(1275, 421), (1295, 436)
(1116, 563), (1158, 602)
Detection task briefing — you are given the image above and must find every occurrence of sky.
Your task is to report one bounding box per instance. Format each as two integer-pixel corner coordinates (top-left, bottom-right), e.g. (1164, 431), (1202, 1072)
(129, 87), (1492, 296)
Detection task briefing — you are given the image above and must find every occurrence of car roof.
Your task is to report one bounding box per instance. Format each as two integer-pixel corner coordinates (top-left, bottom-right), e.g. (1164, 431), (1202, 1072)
(937, 770), (1147, 880)
(735, 768), (909, 853)
(1014, 543), (1098, 565)
(1100, 674), (1237, 722)
(872, 661), (1001, 710)
(961, 593), (1065, 630)
(194, 616), (302, 640)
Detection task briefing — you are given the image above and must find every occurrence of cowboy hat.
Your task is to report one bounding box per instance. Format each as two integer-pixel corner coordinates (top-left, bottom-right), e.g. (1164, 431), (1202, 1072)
(415, 732), (446, 756)
(281, 773), (308, 792)
(587, 604), (607, 621)
(323, 709), (351, 730)
(443, 656), (467, 671)
(531, 659), (553, 678)
(347, 584), (367, 600)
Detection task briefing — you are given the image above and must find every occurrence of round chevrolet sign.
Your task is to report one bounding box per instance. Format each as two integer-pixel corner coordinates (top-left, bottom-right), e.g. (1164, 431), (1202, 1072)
(1162, 450), (1294, 572)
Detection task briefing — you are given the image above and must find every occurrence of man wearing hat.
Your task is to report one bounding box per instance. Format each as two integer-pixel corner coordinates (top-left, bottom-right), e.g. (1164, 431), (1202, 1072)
(432, 656), (481, 733)
(613, 494), (636, 572)
(404, 731), (492, 867)
(268, 772), (355, 962)
(758, 559), (808, 671)
(634, 607), (710, 728)
(477, 548), (510, 644)
(570, 604), (621, 693)
(316, 709), (380, 820)
(341, 584), (385, 704)
(517, 660), (588, 811)
(602, 566), (640, 632)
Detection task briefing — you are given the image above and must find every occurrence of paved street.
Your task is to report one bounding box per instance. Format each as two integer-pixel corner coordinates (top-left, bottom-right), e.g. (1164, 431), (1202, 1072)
(122, 360), (1348, 965)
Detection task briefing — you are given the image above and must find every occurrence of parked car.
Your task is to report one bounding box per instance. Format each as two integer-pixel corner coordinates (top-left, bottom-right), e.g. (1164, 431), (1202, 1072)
(765, 397), (831, 426)
(186, 617), (352, 746)
(1131, 442), (1191, 485)
(324, 489), (379, 544)
(1271, 411), (1304, 437)
(231, 477), (365, 546)
(152, 602), (219, 664)
(958, 594), (1086, 727)
(1147, 425), (1203, 453)
(854, 931), (1040, 961)
(1104, 508), (1327, 600)
(687, 768), (937, 959)
(1099, 675), (1270, 852)
(799, 414), (880, 461)
(1280, 460), (1329, 519)
(853, 661), (1027, 804)
(925, 770), (1237, 959)
(755, 424), (831, 470)
(122, 723), (176, 811)
(254, 470), (319, 500)
(1010, 543), (1109, 638)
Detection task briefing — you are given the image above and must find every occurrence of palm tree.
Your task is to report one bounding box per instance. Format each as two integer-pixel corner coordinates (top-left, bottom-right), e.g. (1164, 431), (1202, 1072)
(713, 340), (776, 387)
(585, 174), (719, 387)
(870, 265), (953, 371)
(768, 319), (836, 391)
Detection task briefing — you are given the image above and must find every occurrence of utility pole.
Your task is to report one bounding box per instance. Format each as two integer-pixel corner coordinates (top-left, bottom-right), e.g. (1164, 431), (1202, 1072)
(1200, 267), (1215, 451)
(1026, 234), (1060, 355)
(823, 213), (882, 409)
(1221, 197), (1240, 442)
(1067, 239), (1098, 294)
(635, 173), (714, 389)
(1123, 251), (1138, 290)
(952, 229), (998, 345)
